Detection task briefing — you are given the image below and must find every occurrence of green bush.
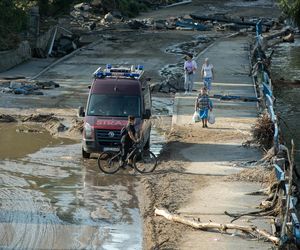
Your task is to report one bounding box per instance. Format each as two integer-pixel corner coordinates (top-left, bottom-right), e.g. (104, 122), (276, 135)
(121, 0), (148, 17)
(0, 0), (27, 33)
(278, 0), (300, 27)
(0, 0), (27, 50)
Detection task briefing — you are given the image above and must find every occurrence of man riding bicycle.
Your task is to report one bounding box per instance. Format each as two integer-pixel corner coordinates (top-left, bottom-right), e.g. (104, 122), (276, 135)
(120, 115), (139, 167)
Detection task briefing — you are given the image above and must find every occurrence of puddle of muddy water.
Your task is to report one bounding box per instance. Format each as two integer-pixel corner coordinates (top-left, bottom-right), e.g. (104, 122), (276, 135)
(0, 123), (74, 160)
(0, 143), (143, 249)
(0, 118), (166, 249)
(152, 97), (174, 116)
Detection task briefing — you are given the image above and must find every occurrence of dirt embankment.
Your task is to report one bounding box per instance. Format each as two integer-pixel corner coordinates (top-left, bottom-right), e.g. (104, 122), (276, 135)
(0, 112), (83, 139)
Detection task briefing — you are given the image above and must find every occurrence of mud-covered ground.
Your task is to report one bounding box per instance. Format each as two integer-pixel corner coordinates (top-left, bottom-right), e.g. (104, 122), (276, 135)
(0, 0), (282, 249)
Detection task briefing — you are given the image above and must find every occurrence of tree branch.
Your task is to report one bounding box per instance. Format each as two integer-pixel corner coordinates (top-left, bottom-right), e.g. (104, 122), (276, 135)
(155, 207), (279, 245)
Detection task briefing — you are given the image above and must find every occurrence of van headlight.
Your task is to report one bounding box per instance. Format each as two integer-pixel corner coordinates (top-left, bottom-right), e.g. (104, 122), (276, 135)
(84, 123), (94, 140)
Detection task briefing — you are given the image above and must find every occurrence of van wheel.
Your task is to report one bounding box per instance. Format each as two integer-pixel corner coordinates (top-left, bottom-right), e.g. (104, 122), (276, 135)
(82, 148), (90, 159)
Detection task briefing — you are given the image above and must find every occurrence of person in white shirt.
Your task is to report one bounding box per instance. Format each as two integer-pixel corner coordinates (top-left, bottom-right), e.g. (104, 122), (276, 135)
(184, 54), (197, 95)
(201, 58), (214, 91)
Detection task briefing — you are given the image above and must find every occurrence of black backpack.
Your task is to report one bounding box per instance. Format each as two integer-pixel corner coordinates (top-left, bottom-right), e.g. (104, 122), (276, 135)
(120, 126), (128, 137)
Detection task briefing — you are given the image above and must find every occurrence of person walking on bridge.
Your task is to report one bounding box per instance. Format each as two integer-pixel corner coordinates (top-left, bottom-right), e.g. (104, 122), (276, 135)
(184, 54), (197, 95)
(195, 87), (213, 128)
(201, 58), (214, 92)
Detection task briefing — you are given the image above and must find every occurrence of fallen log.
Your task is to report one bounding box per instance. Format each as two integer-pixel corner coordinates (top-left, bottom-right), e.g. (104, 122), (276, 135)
(264, 27), (293, 41)
(155, 207), (279, 245)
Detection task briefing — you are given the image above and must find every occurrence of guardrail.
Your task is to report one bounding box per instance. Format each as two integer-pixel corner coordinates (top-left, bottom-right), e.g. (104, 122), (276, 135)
(253, 21), (300, 247)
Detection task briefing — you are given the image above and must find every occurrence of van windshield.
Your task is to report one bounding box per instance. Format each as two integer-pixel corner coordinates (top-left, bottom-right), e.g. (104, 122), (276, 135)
(87, 94), (141, 117)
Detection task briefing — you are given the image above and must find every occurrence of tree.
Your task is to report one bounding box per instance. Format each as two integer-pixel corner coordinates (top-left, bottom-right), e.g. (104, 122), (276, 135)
(278, 0), (300, 27)
(0, 0), (28, 50)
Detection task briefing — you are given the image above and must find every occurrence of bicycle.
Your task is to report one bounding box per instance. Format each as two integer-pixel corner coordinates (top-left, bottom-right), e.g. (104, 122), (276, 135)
(97, 143), (157, 174)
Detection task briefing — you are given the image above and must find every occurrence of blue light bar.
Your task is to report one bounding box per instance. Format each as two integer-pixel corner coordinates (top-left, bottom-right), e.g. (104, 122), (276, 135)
(94, 65), (144, 79)
(135, 65), (144, 70)
(124, 73), (140, 78)
(95, 72), (112, 78)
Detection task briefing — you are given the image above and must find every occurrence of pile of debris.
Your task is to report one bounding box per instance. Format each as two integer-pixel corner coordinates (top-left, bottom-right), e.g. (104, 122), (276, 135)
(127, 16), (210, 31)
(70, 2), (122, 31)
(0, 80), (60, 95)
(159, 73), (185, 93)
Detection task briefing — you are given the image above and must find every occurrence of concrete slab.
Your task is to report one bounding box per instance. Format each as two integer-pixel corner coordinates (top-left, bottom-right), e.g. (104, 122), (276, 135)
(178, 181), (272, 250)
(181, 142), (261, 176)
(0, 58), (56, 79)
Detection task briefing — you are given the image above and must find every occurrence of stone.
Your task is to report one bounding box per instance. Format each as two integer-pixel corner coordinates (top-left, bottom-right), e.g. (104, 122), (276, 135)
(154, 20), (166, 30)
(150, 82), (161, 92)
(128, 20), (147, 29)
(104, 12), (114, 22)
(0, 114), (17, 123)
(74, 3), (90, 11)
(10, 81), (23, 89)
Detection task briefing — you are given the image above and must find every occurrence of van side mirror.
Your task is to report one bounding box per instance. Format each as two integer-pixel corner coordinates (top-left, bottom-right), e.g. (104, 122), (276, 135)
(78, 106), (85, 117)
(88, 85), (91, 89)
(143, 109), (151, 119)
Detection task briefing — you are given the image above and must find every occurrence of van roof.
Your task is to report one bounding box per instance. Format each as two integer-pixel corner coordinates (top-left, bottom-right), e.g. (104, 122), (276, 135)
(91, 78), (141, 95)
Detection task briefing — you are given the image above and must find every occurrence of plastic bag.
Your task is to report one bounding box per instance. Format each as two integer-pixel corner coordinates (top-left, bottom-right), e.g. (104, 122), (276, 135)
(208, 112), (215, 124)
(192, 111), (200, 123)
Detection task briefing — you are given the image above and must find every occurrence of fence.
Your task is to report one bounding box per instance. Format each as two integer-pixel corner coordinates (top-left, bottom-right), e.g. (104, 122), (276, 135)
(254, 21), (300, 247)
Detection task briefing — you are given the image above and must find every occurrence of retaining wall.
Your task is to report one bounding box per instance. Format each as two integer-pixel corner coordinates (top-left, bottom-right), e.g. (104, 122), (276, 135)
(0, 41), (31, 73)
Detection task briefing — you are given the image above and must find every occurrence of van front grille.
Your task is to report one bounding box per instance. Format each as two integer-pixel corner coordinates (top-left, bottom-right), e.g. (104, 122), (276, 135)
(95, 129), (121, 144)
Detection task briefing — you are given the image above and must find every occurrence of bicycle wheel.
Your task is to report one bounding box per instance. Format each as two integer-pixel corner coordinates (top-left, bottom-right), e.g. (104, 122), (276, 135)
(133, 150), (157, 173)
(98, 152), (121, 174)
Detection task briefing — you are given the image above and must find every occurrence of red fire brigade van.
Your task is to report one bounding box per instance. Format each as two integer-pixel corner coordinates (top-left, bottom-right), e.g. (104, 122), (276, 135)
(78, 65), (151, 158)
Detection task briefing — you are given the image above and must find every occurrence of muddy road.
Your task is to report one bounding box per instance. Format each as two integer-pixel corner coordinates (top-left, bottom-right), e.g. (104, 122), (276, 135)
(0, 0), (282, 249)
(0, 126), (143, 249)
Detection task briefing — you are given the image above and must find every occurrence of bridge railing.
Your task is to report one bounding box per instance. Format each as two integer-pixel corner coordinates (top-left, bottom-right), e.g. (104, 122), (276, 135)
(253, 21), (300, 246)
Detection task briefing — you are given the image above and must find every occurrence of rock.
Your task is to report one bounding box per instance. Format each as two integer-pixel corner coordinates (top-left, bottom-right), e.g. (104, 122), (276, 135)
(68, 119), (84, 134)
(56, 35), (77, 54)
(36, 81), (60, 89)
(0, 114), (17, 123)
(74, 2), (91, 11)
(166, 73), (185, 91)
(89, 22), (96, 30)
(154, 20), (166, 30)
(44, 121), (67, 135)
(10, 81), (23, 89)
(104, 12), (114, 22)
(128, 20), (147, 29)
(150, 82), (161, 92)
(160, 83), (170, 93)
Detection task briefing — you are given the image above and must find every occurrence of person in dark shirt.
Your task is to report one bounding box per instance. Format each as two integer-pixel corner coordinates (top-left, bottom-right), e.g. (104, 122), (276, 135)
(120, 115), (139, 166)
